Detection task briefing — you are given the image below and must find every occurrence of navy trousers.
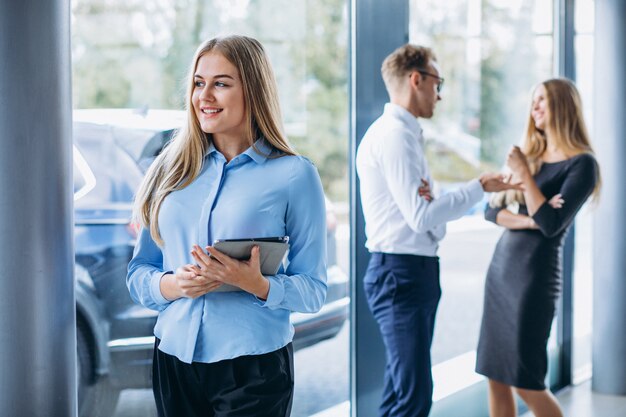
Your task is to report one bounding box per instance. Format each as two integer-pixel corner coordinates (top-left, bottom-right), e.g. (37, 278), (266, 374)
(364, 252), (441, 417)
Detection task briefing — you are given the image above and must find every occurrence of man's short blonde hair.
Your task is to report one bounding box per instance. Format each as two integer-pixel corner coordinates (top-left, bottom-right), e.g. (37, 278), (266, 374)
(381, 44), (437, 91)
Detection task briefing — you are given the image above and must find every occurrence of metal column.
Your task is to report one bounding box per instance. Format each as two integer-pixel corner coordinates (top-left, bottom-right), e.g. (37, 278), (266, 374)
(350, 1), (408, 416)
(553, 0), (576, 390)
(0, 0), (76, 415)
(592, 0), (626, 396)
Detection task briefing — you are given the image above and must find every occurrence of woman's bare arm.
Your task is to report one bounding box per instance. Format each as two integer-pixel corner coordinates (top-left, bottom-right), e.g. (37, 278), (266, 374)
(495, 209), (537, 229)
(506, 146), (548, 215)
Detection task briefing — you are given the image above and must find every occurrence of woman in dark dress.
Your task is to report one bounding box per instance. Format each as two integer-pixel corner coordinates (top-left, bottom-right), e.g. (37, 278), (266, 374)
(476, 78), (601, 417)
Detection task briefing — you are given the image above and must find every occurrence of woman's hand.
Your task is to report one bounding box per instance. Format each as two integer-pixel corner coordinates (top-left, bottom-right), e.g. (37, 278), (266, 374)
(418, 178), (433, 202)
(191, 245), (270, 300)
(548, 193), (564, 209)
(505, 146), (547, 216)
(506, 146), (531, 180)
(160, 264), (223, 300)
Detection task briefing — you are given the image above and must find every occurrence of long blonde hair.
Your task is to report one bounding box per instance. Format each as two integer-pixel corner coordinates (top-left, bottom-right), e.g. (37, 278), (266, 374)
(134, 35), (296, 245)
(491, 78), (601, 208)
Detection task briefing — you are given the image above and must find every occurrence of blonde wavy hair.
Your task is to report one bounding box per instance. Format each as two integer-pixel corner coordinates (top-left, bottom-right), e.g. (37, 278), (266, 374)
(490, 78), (600, 208)
(134, 35), (296, 245)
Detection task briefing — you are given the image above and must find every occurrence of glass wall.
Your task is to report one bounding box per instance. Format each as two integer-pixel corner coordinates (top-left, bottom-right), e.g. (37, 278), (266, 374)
(409, 0), (554, 402)
(71, 1), (350, 416)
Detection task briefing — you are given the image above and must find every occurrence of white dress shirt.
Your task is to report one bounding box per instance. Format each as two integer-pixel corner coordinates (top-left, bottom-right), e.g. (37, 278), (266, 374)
(356, 103), (484, 257)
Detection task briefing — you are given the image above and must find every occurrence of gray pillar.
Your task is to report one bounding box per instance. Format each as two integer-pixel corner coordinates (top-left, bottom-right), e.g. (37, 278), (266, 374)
(554, 0), (577, 390)
(592, 0), (626, 396)
(350, 1), (407, 416)
(554, 0), (576, 79)
(0, 1), (76, 416)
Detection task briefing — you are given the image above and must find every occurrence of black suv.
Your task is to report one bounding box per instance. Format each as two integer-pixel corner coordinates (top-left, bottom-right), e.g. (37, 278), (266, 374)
(73, 109), (349, 417)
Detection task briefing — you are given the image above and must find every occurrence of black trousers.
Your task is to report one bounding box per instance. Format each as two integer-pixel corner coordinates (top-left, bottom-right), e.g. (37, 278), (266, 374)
(364, 252), (441, 417)
(153, 339), (294, 417)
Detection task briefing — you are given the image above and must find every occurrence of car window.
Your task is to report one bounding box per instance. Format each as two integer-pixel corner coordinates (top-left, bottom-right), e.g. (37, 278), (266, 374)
(111, 127), (163, 163)
(74, 123), (144, 206)
(113, 127), (177, 173)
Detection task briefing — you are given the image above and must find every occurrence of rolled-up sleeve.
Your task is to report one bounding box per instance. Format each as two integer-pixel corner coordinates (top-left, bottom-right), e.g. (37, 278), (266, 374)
(381, 129), (484, 232)
(259, 157), (327, 313)
(126, 227), (172, 311)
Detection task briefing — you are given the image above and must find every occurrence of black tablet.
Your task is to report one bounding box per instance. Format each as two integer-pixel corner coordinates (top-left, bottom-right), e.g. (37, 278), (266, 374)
(211, 236), (290, 292)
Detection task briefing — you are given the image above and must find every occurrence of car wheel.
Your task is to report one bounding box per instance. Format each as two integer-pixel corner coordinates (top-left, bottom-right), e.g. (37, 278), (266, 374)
(77, 322), (121, 417)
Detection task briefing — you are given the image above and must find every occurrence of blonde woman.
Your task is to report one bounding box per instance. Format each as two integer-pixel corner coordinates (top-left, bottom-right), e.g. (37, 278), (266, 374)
(475, 78), (601, 417)
(126, 35), (327, 417)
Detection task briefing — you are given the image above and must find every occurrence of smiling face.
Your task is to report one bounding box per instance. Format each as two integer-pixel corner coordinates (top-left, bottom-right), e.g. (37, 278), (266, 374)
(191, 51), (248, 144)
(531, 84), (549, 131)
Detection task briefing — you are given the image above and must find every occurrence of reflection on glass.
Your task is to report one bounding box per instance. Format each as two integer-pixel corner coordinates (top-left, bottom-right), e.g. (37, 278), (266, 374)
(575, 0), (595, 34)
(572, 23), (594, 383)
(409, 0), (554, 400)
(572, 205), (594, 383)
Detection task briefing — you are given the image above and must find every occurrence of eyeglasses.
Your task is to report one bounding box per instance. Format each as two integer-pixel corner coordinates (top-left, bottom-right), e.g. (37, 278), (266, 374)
(416, 70), (444, 94)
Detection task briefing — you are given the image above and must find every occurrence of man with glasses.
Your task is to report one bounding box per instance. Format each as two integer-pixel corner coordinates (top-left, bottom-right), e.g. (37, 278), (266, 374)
(356, 44), (518, 417)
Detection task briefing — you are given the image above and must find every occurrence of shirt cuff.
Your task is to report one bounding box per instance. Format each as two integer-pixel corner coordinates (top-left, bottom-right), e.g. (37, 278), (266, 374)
(257, 275), (285, 308)
(150, 271), (173, 306)
(467, 178), (485, 201)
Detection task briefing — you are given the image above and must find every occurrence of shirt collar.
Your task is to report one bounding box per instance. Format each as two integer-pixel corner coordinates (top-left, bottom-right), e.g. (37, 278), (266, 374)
(384, 103), (423, 137)
(205, 141), (218, 157)
(245, 138), (274, 164)
(205, 137), (273, 164)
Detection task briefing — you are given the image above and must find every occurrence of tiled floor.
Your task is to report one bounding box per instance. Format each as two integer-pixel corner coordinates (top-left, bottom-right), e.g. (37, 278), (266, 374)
(522, 380), (626, 417)
(314, 379), (626, 417)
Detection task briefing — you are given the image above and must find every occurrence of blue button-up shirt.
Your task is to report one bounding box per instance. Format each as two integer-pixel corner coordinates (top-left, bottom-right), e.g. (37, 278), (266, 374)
(127, 140), (327, 364)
